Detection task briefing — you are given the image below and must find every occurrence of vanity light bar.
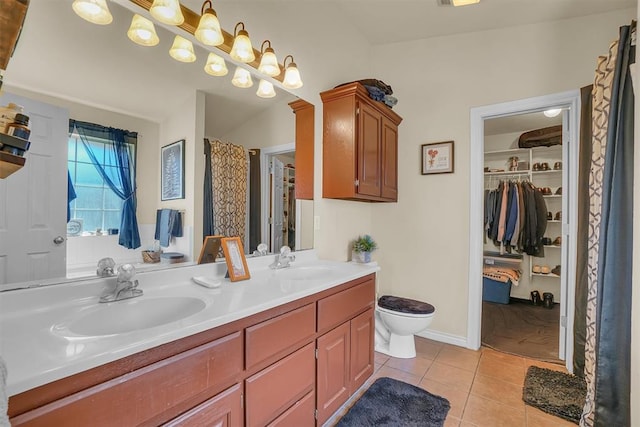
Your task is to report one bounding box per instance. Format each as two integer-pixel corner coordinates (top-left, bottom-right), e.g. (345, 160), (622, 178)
(126, 0), (287, 83)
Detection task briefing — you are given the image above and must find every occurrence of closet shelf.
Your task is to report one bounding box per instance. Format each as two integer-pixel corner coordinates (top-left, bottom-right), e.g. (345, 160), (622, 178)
(531, 272), (560, 278)
(484, 170), (529, 176)
(543, 195), (562, 198)
(543, 245), (561, 249)
(548, 220), (562, 223)
(484, 148), (530, 156)
(532, 170), (562, 175)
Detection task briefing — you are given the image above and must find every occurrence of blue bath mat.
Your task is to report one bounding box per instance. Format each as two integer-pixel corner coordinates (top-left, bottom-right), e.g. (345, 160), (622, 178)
(336, 377), (450, 426)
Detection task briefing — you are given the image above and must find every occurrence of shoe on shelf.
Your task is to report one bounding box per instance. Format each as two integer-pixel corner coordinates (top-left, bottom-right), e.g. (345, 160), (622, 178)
(553, 236), (562, 246)
(554, 161), (563, 170)
(555, 187), (563, 195)
(540, 265), (551, 274)
(532, 265), (542, 274)
(547, 211), (553, 220)
(551, 265), (561, 276)
(555, 211), (562, 221)
(542, 237), (552, 246)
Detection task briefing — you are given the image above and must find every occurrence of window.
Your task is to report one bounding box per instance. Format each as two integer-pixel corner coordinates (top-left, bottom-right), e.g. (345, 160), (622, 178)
(68, 135), (136, 234)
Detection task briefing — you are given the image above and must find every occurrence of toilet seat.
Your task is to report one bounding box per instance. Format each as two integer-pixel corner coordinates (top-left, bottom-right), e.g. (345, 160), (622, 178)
(377, 305), (435, 318)
(378, 295), (435, 315)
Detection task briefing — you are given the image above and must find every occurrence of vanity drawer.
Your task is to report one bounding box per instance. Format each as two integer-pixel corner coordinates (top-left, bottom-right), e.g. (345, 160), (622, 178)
(245, 342), (315, 427)
(317, 277), (375, 333)
(245, 303), (315, 370)
(267, 390), (315, 427)
(10, 331), (243, 427)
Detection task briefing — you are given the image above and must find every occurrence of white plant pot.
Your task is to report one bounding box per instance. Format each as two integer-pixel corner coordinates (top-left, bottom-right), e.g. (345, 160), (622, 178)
(352, 250), (371, 263)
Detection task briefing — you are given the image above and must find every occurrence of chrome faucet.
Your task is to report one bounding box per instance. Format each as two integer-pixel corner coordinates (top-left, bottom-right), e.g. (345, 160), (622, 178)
(269, 246), (296, 270)
(99, 263), (143, 303)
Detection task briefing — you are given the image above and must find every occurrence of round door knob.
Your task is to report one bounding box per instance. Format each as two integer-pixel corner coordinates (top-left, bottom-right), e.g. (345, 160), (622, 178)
(53, 236), (65, 245)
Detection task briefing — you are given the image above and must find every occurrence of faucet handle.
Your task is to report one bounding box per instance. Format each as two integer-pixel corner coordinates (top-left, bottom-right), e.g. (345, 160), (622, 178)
(97, 257), (116, 277)
(117, 264), (136, 282)
(279, 246), (291, 256)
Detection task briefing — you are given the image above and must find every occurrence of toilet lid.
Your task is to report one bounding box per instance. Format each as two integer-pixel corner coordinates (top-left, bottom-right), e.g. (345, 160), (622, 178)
(378, 295), (435, 315)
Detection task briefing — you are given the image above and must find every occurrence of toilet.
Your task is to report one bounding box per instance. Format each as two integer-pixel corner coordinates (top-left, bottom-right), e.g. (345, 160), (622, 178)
(375, 295), (435, 359)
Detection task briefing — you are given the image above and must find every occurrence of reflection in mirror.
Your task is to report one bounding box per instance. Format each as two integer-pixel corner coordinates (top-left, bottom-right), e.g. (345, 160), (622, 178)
(0, 1), (313, 289)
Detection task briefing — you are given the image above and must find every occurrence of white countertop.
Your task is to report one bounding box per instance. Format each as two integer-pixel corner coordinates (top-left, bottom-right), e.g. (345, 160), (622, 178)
(0, 251), (379, 396)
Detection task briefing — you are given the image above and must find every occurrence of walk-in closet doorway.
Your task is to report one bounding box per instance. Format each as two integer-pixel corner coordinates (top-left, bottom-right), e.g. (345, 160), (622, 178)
(467, 91), (580, 373)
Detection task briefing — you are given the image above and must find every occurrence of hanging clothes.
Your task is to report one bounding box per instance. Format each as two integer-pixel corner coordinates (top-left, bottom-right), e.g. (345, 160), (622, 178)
(484, 180), (548, 256)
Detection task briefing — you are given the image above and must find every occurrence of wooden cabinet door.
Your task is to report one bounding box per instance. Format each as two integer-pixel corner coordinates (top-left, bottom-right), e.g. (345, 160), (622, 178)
(349, 308), (374, 393)
(163, 383), (243, 427)
(356, 101), (382, 197)
(380, 116), (398, 201)
(316, 322), (351, 425)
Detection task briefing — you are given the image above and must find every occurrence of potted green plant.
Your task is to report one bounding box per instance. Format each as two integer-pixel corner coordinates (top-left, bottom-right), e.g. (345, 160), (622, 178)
(352, 234), (378, 263)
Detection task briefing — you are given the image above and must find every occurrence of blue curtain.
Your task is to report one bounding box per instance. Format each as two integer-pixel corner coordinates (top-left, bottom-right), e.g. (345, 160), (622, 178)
(69, 119), (141, 249)
(594, 24), (634, 426)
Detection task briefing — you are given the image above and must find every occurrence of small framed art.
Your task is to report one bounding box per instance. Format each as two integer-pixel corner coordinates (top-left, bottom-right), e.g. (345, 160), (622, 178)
(421, 141), (454, 175)
(221, 237), (250, 282)
(161, 139), (185, 200)
(198, 235), (223, 264)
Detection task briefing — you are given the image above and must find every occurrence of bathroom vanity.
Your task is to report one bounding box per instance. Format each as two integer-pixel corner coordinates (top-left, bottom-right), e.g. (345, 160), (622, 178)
(1, 252), (377, 426)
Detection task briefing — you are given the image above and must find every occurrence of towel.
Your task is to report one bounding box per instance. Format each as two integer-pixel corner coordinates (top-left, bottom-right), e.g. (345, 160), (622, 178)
(154, 209), (183, 247)
(0, 356), (9, 427)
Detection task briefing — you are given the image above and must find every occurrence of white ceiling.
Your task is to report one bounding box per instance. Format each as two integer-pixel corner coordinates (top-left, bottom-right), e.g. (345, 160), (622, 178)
(3, 0), (635, 129)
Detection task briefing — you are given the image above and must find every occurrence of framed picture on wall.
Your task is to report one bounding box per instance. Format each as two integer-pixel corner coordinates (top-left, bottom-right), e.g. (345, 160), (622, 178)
(161, 139), (185, 200)
(421, 141), (454, 175)
(221, 237), (250, 282)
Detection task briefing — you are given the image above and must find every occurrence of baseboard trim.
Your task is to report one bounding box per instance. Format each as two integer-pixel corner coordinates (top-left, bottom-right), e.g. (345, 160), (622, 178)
(416, 330), (468, 349)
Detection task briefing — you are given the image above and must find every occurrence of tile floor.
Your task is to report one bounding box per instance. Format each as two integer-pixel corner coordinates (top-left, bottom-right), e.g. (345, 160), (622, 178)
(331, 337), (576, 427)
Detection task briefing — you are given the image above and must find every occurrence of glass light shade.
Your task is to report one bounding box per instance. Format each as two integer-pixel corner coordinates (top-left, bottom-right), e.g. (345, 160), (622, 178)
(127, 15), (160, 47)
(169, 36), (196, 63)
(258, 48), (280, 77)
(543, 108), (562, 118)
(231, 67), (253, 88)
(72, 0), (113, 25)
(283, 62), (303, 89)
(150, 0), (185, 26)
(204, 53), (228, 76)
(230, 30), (255, 63)
(451, 0), (480, 5)
(195, 9), (224, 46)
(256, 80), (276, 98)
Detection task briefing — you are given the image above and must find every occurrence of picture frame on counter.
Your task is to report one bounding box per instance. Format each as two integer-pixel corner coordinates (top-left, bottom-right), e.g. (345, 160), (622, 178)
(161, 139), (185, 201)
(198, 235), (223, 264)
(421, 140), (454, 175)
(221, 237), (250, 281)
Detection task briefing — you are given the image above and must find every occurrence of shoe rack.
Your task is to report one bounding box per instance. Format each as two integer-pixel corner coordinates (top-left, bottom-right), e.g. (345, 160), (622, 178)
(483, 145), (564, 302)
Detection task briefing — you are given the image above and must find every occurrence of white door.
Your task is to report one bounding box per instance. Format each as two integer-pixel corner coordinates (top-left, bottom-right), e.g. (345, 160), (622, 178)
(270, 158), (284, 252)
(0, 93), (69, 285)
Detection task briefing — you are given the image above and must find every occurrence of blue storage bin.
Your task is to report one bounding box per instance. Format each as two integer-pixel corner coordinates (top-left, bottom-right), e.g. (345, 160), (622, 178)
(482, 277), (512, 304)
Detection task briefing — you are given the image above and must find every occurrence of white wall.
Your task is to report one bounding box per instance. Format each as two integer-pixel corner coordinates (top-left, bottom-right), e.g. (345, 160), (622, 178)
(369, 9), (636, 339)
(158, 91), (205, 261)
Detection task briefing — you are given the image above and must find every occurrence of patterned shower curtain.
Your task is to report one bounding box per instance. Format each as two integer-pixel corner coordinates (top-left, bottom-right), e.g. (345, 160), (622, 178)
(207, 138), (248, 244)
(581, 23), (635, 427)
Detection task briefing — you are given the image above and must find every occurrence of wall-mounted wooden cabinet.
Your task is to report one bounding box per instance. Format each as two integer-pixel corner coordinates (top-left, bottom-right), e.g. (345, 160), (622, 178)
(289, 99), (314, 200)
(321, 83), (402, 202)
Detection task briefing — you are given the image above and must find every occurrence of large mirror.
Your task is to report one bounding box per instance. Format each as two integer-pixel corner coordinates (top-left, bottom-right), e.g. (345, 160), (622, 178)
(0, 1), (314, 288)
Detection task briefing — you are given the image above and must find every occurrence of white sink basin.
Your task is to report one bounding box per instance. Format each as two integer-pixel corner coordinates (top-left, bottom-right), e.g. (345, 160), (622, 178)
(58, 296), (206, 336)
(275, 266), (334, 281)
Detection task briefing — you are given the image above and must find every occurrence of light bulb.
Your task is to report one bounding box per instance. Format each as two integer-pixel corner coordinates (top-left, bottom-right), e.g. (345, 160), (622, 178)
(169, 35), (196, 63)
(283, 60), (303, 89)
(543, 108), (562, 118)
(150, 0), (185, 26)
(230, 23), (255, 63)
(195, 7), (224, 46)
(127, 15), (159, 47)
(231, 67), (253, 88)
(258, 43), (280, 77)
(72, 0), (113, 25)
(256, 80), (276, 98)
(204, 52), (228, 77)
